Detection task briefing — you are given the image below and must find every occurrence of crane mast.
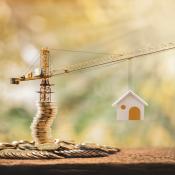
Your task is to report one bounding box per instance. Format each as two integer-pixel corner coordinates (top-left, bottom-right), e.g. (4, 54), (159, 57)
(39, 48), (52, 102)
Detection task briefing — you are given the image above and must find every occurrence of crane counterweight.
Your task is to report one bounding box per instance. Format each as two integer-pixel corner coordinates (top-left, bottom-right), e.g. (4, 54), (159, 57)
(10, 78), (20, 84)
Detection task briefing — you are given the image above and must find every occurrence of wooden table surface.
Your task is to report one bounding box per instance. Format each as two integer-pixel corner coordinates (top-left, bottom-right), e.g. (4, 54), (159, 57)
(0, 148), (175, 175)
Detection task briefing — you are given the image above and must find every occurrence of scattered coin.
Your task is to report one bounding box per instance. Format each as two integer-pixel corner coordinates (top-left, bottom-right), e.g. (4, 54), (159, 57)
(37, 143), (60, 151)
(0, 143), (15, 150)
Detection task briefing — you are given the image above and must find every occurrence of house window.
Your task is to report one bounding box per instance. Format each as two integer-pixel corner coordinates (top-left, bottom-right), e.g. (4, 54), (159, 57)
(121, 104), (126, 110)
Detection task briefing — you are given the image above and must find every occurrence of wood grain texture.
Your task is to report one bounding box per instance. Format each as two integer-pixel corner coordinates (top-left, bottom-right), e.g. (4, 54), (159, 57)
(0, 148), (175, 175)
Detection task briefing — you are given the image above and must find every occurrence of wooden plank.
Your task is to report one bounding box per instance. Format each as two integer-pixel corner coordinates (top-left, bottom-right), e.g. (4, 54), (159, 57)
(0, 148), (175, 175)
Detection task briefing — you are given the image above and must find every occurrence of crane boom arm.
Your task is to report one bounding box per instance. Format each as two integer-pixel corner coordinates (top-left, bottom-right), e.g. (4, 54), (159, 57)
(50, 43), (175, 77)
(10, 42), (175, 84)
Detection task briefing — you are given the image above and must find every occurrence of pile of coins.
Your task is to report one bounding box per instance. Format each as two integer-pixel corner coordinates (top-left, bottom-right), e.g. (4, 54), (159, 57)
(0, 101), (120, 159)
(0, 140), (119, 159)
(31, 102), (57, 146)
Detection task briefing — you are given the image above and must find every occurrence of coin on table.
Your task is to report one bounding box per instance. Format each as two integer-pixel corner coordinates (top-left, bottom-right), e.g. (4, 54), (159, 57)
(37, 143), (60, 150)
(0, 150), (7, 158)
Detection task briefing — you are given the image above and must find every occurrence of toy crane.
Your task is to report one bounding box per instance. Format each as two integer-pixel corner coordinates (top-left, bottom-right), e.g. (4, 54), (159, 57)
(10, 43), (175, 149)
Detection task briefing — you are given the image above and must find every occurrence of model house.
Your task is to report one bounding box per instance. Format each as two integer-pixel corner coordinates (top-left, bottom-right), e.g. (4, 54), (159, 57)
(112, 90), (148, 120)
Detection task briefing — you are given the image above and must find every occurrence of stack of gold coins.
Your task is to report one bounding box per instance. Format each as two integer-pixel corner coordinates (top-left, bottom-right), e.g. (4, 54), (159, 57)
(31, 102), (57, 147)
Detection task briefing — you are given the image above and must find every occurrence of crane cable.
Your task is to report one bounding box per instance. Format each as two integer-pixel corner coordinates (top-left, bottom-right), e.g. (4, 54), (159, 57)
(50, 42), (175, 56)
(50, 48), (123, 56)
(24, 54), (40, 75)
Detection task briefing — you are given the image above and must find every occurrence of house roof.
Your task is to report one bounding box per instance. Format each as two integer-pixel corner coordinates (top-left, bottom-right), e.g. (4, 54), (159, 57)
(112, 90), (148, 106)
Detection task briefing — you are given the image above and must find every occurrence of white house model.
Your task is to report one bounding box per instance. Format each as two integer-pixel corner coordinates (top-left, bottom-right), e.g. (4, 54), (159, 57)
(112, 90), (148, 120)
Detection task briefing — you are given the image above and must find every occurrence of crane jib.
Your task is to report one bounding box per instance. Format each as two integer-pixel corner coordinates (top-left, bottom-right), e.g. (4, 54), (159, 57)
(10, 42), (175, 84)
(50, 43), (175, 77)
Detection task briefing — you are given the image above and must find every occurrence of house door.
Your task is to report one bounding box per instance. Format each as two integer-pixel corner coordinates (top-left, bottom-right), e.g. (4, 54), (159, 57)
(129, 106), (141, 120)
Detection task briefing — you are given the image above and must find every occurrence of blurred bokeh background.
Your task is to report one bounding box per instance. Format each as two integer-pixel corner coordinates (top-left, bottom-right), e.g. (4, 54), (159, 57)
(0, 0), (175, 147)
